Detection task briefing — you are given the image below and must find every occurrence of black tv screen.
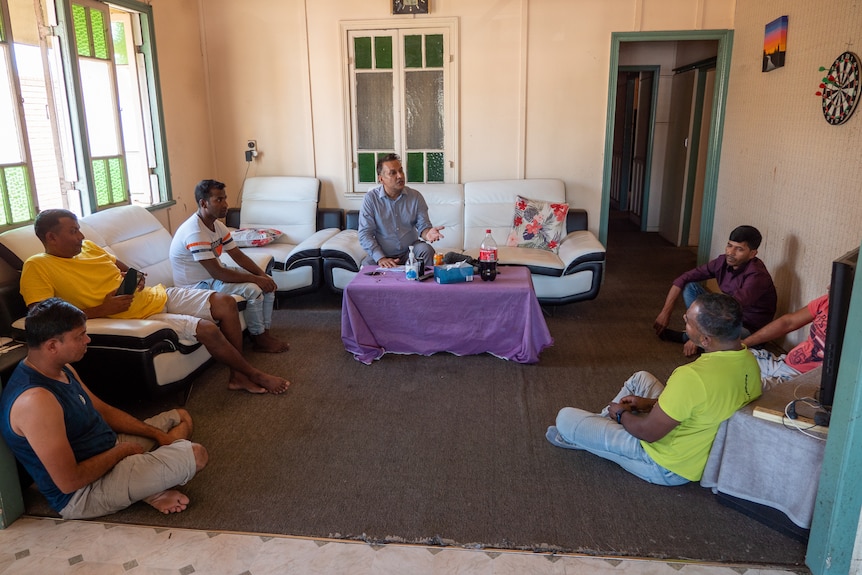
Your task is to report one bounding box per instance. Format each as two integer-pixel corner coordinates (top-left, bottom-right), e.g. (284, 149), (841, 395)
(820, 246), (859, 411)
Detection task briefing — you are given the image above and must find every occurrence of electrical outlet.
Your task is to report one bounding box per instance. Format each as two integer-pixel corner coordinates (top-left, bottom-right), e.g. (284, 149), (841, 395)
(245, 140), (258, 162)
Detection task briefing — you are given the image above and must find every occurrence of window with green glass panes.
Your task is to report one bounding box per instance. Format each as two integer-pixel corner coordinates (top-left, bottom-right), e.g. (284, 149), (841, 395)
(2, 0), (173, 224)
(347, 26), (454, 190)
(403, 33), (444, 184)
(92, 157), (127, 207)
(0, 166), (36, 226)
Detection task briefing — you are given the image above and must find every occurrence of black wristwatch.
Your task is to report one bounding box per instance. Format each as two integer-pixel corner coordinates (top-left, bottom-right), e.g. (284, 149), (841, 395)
(616, 410), (625, 424)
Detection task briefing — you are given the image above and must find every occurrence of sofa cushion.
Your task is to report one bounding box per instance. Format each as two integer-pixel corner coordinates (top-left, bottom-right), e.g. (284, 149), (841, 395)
(507, 195), (569, 253)
(239, 177), (320, 244)
(232, 228), (283, 247)
(463, 179), (565, 250)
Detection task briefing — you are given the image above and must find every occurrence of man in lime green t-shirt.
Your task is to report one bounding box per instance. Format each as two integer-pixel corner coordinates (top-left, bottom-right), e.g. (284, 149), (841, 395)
(20, 209), (289, 396)
(547, 293), (761, 485)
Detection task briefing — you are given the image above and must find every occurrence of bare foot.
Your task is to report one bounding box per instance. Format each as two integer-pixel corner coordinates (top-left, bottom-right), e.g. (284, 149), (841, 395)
(144, 490), (189, 514)
(250, 371), (290, 395)
(166, 410), (193, 442)
(251, 332), (290, 354)
(228, 372), (268, 394)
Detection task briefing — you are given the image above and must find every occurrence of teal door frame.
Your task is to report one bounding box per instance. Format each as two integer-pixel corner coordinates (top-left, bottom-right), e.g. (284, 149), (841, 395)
(601, 30), (733, 266)
(806, 242), (862, 575)
(618, 65), (660, 230)
(680, 63), (713, 246)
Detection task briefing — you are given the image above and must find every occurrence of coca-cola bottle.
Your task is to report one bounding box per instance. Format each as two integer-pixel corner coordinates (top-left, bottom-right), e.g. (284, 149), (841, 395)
(479, 229), (498, 281)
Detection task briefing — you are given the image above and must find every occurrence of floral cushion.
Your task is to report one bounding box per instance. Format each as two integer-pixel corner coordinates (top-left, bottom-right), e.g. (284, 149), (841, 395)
(506, 195), (569, 253)
(231, 228), (283, 247)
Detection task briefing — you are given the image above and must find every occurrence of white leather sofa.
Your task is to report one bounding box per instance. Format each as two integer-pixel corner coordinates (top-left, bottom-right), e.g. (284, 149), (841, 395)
(0, 205), (262, 402)
(322, 179), (606, 305)
(224, 176), (342, 296)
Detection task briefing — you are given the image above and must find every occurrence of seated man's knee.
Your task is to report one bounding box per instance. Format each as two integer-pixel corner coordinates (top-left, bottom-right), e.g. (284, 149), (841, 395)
(192, 443), (208, 472)
(195, 319), (221, 341)
(209, 292), (239, 316)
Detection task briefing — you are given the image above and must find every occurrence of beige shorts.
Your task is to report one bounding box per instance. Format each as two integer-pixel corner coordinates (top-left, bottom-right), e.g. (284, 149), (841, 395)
(59, 410), (198, 520)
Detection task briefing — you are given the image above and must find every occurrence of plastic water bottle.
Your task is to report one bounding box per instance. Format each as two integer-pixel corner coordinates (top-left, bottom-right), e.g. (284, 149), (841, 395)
(479, 229), (498, 282)
(405, 245), (419, 280)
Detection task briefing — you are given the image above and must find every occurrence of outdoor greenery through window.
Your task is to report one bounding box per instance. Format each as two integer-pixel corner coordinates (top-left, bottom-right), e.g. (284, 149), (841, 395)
(345, 21), (457, 193)
(0, 0), (170, 229)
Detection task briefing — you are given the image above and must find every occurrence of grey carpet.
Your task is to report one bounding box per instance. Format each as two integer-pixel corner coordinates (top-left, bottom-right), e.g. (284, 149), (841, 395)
(22, 213), (808, 566)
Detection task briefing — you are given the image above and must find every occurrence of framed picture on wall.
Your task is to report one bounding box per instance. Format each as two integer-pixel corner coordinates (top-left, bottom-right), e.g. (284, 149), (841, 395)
(763, 16), (788, 72)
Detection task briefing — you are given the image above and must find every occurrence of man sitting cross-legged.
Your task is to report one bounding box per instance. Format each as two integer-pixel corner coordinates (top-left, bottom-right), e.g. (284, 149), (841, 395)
(20, 209), (289, 395)
(0, 298), (208, 518)
(548, 293), (761, 485)
(169, 179), (289, 353)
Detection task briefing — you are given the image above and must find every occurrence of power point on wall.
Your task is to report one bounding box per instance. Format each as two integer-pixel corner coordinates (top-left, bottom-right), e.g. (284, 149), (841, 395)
(245, 140), (258, 162)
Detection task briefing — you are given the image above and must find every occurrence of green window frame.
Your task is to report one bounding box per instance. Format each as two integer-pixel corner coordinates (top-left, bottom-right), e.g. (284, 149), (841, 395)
(0, 0), (172, 230)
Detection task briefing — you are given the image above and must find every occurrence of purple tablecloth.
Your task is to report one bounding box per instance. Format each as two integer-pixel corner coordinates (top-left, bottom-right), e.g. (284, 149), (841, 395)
(341, 266), (553, 364)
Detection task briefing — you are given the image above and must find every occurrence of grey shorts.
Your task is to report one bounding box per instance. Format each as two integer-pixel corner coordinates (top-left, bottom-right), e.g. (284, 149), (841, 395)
(60, 410), (198, 520)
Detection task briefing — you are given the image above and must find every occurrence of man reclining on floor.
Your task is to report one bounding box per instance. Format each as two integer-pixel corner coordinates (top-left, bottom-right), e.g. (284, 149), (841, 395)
(548, 293), (761, 486)
(19, 209), (289, 395)
(0, 298), (208, 518)
(742, 290), (829, 390)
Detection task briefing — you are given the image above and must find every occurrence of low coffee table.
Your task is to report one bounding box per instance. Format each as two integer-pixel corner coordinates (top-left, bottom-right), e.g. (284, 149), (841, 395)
(341, 265), (553, 364)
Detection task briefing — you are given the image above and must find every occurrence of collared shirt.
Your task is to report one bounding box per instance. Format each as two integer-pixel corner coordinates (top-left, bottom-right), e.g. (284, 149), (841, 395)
(673, 254), (777, 331)
(358, 184), (432, 263)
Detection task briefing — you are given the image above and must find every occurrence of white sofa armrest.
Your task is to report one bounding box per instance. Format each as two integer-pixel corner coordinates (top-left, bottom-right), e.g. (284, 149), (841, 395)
(294, 228), (341, 253)
(321, 230), (366, 267)
(220, 251), (275, 273)
(556, 230), (606, 272)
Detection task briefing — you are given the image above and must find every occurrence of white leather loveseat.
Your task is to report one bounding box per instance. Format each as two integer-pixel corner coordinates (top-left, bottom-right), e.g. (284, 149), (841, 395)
(321, 179), (606, 305)
(0, 205), (254, 402)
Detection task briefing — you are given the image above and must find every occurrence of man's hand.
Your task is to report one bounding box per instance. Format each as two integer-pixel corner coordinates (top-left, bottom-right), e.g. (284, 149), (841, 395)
(377, 257), (400, 268)
(683, 340), (701, 357)
(423, 226), (445, 243)
(653, 309), (671, 335)
(94, 291), (134, 317)
(618, 395), (656, 413)
(253, 275), (278, 293)
(607, 401), (629, 421)
(128, 270), (147, 292)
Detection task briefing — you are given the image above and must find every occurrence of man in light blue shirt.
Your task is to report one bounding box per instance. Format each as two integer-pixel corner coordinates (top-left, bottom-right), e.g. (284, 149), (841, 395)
(358, 154), (445, 268)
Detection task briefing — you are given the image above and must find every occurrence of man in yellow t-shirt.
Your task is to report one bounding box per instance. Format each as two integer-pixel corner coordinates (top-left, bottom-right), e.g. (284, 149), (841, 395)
(547, 293), (761, 485)
(20, 209), (289, 395)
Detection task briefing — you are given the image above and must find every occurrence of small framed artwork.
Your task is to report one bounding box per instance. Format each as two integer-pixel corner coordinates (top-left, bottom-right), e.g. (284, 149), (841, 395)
(393, 0), (429, 15)
(763, 16), (788, 72)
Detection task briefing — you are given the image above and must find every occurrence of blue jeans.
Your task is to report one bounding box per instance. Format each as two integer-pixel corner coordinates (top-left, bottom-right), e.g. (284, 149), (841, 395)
(547, 371), (689, 486)
(194, 279), (274, 336)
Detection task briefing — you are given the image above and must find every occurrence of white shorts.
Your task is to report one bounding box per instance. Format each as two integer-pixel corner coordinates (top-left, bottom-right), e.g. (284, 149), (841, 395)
(147, 287), (215, 344)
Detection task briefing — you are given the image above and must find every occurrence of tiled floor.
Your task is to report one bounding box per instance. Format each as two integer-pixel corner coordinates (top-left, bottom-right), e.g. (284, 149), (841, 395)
(0, 516), (810, 575)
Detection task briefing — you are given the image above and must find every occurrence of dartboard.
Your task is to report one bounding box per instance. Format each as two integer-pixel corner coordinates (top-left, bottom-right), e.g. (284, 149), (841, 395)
(821, 51), (860, 125)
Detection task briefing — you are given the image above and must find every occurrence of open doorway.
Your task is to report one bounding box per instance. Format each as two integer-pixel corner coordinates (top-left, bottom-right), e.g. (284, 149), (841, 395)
(599, 31), (733, 267)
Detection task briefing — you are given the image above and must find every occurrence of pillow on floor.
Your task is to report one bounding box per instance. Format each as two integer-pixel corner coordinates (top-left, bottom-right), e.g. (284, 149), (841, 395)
(506, 195), (569, 253)
(231, 228), (283, 247)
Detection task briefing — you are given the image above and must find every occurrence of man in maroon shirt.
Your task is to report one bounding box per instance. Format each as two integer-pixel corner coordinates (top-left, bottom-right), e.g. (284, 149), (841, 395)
(654, 225), (777, 357)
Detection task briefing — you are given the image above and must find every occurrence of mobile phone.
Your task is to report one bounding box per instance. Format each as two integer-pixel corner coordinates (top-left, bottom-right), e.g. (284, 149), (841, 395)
(117, 268), (139, 295)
